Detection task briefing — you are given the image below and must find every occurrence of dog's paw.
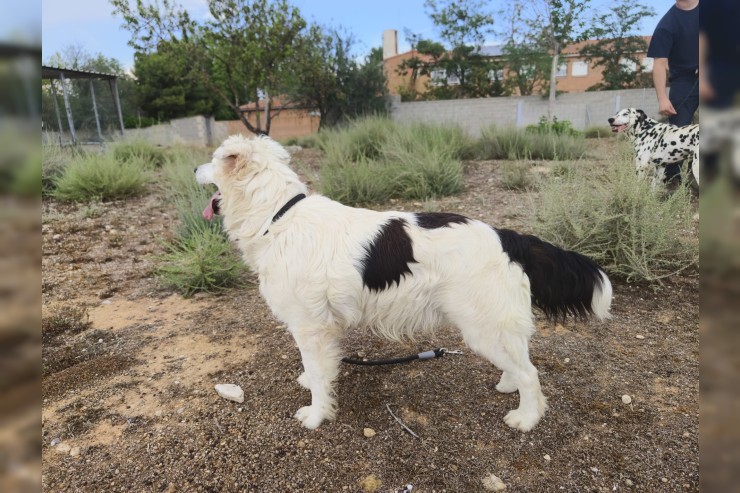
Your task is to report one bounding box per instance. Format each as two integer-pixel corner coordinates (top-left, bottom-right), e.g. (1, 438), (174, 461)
(294, 405), (327, 430)
(504, 408), (542, 432)
(495, 374), (518, 394)
(297, 372), (310, 389)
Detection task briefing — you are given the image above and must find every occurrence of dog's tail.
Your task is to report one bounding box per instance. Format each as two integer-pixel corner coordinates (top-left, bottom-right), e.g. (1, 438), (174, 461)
(495, 228), (613, 321)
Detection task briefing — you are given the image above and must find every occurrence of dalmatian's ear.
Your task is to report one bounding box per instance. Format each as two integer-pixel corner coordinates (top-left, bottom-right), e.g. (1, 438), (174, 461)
(636, 109), (647, 122)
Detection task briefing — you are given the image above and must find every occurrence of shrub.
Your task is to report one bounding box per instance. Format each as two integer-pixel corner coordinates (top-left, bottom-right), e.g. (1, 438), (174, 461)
(499, 161), (533, 190)
(475, 125), (586, 161)
(42, 145), (75, 196)
(42, 304), (91, 339)
(156, 228), (247, 297)
(283, 134), (321, 149)
(111, 139), (168, 167)
(584, 126), (614, 139)
(526, 116), (580, 136)
(531, 146), (697, 281)
(319, 118), (466, 204)
(53, 152), (151, 202)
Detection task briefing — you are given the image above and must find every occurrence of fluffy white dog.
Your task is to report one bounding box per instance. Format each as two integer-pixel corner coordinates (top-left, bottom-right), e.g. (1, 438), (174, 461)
(196, 135), (613, 432)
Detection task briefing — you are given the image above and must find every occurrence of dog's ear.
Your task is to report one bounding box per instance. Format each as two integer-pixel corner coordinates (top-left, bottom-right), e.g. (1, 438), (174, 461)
(223, 153), (250, 174)
(636, 109), (647, 122)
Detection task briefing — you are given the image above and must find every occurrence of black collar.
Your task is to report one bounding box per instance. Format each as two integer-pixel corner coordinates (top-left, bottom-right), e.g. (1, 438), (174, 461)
(264, 193), (306, 235)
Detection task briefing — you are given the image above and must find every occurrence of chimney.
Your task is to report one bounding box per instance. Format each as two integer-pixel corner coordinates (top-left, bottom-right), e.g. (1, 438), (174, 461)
(382, 29), (398, 60)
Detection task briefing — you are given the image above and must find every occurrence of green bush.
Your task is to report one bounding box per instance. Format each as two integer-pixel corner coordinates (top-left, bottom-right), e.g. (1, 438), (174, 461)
(156, 148), (246, 296)
(526, 116), (580, 136)
(111, 139), (168, 167)
(475, 125), (586, 161)
(42, 145), (75, 196)
(531, 146), (697, 281)
(156, 228), (246, 297)
(499, 161), (533, 190)
(319, 118), (467, 204)
(53, 152), (151, 202)
(283, 134), (321, 149)
(584, 126), (614, 139)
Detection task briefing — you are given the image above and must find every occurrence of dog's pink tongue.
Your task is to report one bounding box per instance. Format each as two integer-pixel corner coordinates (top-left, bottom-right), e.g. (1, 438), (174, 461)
(203, 190), (222, 221)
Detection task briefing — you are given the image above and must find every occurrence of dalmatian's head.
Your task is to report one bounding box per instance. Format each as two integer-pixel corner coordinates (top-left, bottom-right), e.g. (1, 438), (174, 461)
(608, 108), (648, 133)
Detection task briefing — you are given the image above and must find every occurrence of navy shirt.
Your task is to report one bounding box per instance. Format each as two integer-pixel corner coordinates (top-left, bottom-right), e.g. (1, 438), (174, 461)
(700, 0), (740, 65)
(648, 4), (699, 81)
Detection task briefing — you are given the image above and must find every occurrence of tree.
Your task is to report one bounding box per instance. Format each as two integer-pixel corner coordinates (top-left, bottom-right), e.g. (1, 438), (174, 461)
(397, 0), (505, 100)
(580, 2), (656, 91)
(112, 0), (306, 135)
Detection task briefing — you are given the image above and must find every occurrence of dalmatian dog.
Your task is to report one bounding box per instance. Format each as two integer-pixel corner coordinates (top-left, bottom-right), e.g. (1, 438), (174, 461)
(608, 108), (699, 190)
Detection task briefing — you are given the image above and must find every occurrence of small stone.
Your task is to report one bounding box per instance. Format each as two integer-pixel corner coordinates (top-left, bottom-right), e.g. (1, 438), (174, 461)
(590, 467), (599, 473)
(176, 407), (185, 414)
(98, 338), (104, 343)
(359, 474), (382, 493)
(70, 447), (81, 457)
(154, 410), (163, 417)
(544, 454), (551, 461)
(56, 443), (71, 454)
(215, 384), (244, 403)
(297, 440), (306, 448)
(625, 479), (634, 486)
(50, 438), (60, 447)
(109, 229), (119, 235)
(662, 478), (668, 483)
(482, 473), (506, 491)
(101, 300), (112, 305)
(622, 394), (633, 404)
(564, 358), (570, 363)
(635, 335), (645, 340)
(52, 234), (62, 241)
(683, 431), (690, 437)
(363, 427), (376, 438)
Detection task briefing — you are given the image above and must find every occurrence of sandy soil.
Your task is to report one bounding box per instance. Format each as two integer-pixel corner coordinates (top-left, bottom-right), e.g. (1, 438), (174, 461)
(42, 141), (699, 492)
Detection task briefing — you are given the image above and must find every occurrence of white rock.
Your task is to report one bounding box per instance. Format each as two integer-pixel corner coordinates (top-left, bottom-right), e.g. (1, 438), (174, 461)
(544, 454), (551, 461)
(482, 473), (506, 491)
(70, 447), (81, 457)
(564, 358), (570, 363)
(363, 428), (377, 438)
(635, 335), (645, 340)
(56, 443), (71, 454)
(625, 479), (634, 486)
(622, 394), (632, 404)
(215, 384), (244, 403)
(52, 234), (62, 241)
(50, 438), (60, 447)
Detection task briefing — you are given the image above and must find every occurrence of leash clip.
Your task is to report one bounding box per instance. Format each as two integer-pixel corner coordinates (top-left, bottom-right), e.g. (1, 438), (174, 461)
(440, 348), (464, 356)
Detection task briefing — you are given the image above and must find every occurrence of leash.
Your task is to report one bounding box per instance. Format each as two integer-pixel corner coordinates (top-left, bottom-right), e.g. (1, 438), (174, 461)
(341, 348), (463, 366)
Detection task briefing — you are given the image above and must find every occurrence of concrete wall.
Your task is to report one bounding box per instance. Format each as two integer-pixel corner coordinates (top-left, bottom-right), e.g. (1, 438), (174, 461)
(390, 88), (663, 134)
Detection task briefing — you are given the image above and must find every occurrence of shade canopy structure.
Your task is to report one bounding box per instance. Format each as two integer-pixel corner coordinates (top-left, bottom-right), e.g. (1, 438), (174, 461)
(42, 64), (125, 145)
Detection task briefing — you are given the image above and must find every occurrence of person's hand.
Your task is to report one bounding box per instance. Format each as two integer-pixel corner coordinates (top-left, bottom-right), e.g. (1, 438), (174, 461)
(659, 97), (677, 117)
(700, 76), (715, 102)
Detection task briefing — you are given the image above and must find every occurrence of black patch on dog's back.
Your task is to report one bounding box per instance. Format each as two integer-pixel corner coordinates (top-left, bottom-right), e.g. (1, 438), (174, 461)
(415, 212), (470, 229)
(360, 218), (417, 292)
(495, 228), (604, 320)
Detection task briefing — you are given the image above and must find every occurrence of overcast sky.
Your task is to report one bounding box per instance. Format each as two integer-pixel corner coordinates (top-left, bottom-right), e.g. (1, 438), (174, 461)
(42, 0), (674, 71)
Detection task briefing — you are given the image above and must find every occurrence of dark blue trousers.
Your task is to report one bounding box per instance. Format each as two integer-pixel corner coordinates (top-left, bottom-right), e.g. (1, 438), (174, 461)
(665, 76), (700, 182)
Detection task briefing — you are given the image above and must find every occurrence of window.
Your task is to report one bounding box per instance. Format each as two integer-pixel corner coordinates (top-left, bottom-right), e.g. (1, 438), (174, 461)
(642, 58), (654, 72)
(620, 58), (638, 72)
(488, 68), (505, 81)
(447, 73), (460, 85)
(430, 69), (446, 86)
(572, 61), (589, 77)
(556, 62), (568, 77)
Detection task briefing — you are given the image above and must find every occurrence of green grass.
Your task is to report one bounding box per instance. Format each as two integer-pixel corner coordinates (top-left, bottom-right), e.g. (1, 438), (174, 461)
(156, 147), (247, 296)
(282, 134), (321, 149)
(111, 139), (168, 167)
(584, 126), (615, 139)
(499, 161), (533, 190)
(475, 125), (587, 161)
(156, 228), (247, 297)
(531, 146), (697, 281)
(319, 118), (468, 204)
(52, 152), (151, 202)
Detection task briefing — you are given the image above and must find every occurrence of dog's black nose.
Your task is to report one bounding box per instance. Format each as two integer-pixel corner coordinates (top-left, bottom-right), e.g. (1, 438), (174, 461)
(608, 118), (614, 124)
(194, 168), (198, 173)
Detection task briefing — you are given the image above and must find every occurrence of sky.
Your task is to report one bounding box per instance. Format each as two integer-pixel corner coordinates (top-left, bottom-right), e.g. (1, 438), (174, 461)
(42, 0), (676, 72)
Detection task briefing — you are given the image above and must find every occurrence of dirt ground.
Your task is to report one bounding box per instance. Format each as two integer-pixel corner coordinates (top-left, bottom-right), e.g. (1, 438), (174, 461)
(41, 141), (699, 492)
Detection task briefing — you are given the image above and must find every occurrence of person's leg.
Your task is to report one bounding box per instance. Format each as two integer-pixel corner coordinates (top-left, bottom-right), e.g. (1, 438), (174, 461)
(666, 78), (700, 184)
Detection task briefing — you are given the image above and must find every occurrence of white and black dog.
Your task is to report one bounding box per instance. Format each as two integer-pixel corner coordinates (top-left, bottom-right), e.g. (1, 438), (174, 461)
(195, 135), (613, 432)
(608, 108), (699, 189)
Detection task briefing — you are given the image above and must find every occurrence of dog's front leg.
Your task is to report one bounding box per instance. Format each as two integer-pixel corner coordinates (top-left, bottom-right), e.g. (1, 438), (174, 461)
(652, 165), (667, 191)
(290, 327), (342, 429)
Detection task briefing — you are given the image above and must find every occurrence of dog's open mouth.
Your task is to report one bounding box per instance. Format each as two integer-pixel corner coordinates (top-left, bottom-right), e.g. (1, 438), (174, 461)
(610, 124), (627, 133)
(202, 190), (221, 221)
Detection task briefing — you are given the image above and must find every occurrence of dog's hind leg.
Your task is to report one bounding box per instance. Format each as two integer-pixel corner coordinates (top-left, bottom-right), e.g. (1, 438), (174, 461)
(446, 298), (547, 432)
(290, 326), (343, 429)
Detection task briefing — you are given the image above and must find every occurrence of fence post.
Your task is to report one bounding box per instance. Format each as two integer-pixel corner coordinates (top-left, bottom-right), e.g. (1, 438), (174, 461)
(516, 99), (523, 128)
(615, 93), (621, 113)
(59, 73), (77, 145)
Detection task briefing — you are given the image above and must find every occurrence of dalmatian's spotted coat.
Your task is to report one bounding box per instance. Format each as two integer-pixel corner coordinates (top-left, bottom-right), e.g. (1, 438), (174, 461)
(608, 108), (699, 189)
